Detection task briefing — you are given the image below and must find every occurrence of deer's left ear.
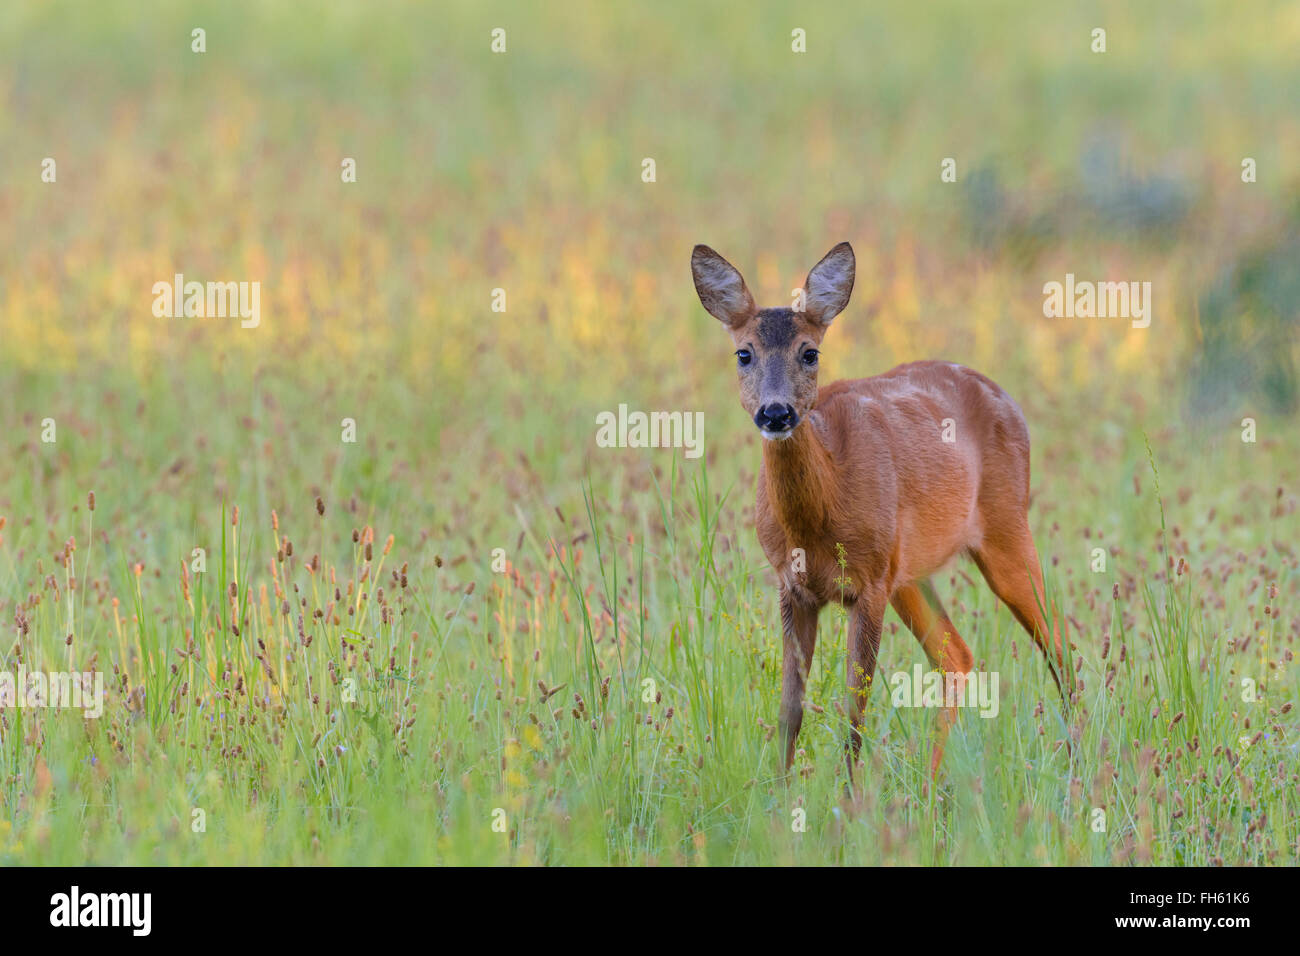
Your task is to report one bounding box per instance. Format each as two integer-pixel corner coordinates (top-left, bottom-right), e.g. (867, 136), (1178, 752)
(803, 242), (855, 326)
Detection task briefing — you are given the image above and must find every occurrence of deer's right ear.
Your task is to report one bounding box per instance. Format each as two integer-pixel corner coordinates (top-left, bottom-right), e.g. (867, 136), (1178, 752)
(691, 245), (756, 329)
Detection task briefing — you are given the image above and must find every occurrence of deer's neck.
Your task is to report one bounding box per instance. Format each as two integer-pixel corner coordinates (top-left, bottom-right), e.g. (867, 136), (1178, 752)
(761, 419), (837, 540)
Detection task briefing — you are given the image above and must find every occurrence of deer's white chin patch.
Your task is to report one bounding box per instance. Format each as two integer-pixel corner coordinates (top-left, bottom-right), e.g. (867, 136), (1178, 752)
(759, 428), (795, 441)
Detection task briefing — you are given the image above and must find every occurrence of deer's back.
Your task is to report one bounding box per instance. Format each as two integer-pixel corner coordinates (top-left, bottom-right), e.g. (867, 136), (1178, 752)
(809, 360), (1033, 580)
(817, 360), (1029, 480)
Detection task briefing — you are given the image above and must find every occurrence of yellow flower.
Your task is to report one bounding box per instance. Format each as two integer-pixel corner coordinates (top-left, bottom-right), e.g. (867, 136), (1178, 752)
(523, 725), (544, 752)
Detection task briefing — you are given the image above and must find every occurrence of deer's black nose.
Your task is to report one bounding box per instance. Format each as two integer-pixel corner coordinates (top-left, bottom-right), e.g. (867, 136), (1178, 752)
(755, 403), (798, 432)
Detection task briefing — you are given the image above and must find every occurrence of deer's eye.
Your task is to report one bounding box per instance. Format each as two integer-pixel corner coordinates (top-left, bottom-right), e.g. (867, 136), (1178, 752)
(801, 348), (819, 366)
(736, 349), (752, 367)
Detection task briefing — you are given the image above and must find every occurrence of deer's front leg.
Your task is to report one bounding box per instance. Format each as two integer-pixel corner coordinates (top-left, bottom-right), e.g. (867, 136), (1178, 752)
(778, 587), (819, 771)
(844, 589), (886, 786)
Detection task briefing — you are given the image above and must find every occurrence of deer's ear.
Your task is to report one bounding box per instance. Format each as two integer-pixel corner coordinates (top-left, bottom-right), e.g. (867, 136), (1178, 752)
(691, 245), (756, 329)
(803, 242), (855, 325)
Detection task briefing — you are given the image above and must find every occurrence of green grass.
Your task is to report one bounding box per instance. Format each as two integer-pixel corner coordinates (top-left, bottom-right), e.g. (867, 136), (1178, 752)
(0, 0), (1297, 864)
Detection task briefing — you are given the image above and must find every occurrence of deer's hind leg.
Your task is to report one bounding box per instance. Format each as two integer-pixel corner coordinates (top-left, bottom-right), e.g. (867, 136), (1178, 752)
(970, 521), (1070, 699)
(890, 579), (974, 774)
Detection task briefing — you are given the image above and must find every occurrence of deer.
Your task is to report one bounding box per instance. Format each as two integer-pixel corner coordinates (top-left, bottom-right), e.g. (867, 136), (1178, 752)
(690, 241), (1070, 788)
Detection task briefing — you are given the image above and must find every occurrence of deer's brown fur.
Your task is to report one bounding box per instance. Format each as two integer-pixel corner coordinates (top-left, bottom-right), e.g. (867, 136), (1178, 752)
(691, 242), (1069, 786)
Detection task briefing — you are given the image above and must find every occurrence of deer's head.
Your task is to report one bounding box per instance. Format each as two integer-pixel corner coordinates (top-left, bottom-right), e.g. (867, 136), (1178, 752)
(691, 242), (855, 440)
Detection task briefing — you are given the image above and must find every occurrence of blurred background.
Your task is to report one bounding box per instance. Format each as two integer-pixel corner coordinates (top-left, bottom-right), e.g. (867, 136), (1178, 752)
(3, 1), (1298, 533)
(3, 1), (1298, 519)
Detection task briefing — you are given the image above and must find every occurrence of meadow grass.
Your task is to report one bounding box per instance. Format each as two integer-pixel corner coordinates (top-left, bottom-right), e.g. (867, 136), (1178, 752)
(0, 0), (1297, 864)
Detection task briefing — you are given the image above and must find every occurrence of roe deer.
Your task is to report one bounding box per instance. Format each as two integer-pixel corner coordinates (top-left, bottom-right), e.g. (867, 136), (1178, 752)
(690, 241), (1069, 785)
